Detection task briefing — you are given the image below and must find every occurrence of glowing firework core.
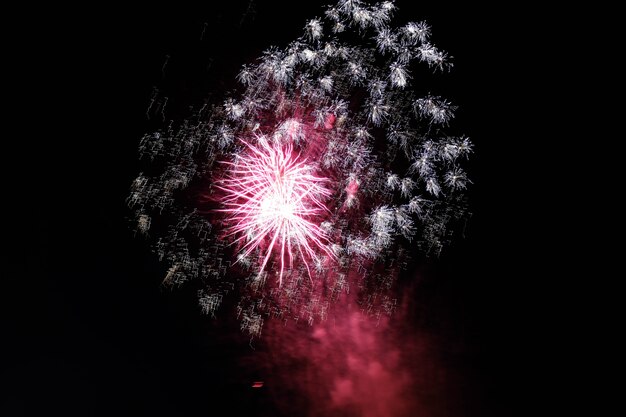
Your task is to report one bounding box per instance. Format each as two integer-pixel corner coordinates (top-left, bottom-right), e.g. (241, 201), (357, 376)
(219, 137), (334, 285)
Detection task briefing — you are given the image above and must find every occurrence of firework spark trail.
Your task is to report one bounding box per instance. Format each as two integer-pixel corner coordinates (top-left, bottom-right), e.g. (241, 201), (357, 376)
(129, 0), (472, 337)
(216, 137), (334, 285)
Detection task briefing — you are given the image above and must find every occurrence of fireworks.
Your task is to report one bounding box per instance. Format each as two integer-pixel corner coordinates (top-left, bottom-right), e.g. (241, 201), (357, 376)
(217, 137), (334, 285)
(129, 0), (472, 337)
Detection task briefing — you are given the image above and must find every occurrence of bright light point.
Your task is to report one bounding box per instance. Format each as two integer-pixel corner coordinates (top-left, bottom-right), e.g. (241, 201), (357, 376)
(259, 193), (295, 220)
(218, 137), (334, 285)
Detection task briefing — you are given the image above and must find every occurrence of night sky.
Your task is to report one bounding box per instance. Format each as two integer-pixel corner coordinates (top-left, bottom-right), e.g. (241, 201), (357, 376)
(4, 1), (552, 416)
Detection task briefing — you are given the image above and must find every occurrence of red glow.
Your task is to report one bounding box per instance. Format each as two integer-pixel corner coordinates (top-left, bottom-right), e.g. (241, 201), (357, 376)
(250, 295), (453, 417)
(345, 180), (359, 197)
(324, 113), (336, 129)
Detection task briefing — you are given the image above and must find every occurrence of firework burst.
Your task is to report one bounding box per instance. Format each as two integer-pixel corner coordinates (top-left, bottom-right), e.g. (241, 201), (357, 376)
(129, 0), (472, 337)
(217, 137), (334, 285)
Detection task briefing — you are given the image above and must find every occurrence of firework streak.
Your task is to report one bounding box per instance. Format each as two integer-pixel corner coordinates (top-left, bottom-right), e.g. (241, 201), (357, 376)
(129, 0), (472, 338)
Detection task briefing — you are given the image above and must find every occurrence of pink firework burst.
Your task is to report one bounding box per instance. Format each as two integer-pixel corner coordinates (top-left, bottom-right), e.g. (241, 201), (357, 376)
(217, 137), (334, 285)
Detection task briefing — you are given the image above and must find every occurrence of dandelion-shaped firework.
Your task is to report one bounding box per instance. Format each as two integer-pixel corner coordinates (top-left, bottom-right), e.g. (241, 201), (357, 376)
(129, 0), (472, 338)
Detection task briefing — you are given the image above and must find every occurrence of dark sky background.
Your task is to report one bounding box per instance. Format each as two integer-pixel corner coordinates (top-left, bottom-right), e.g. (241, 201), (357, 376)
(4, 1), (555, 416)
